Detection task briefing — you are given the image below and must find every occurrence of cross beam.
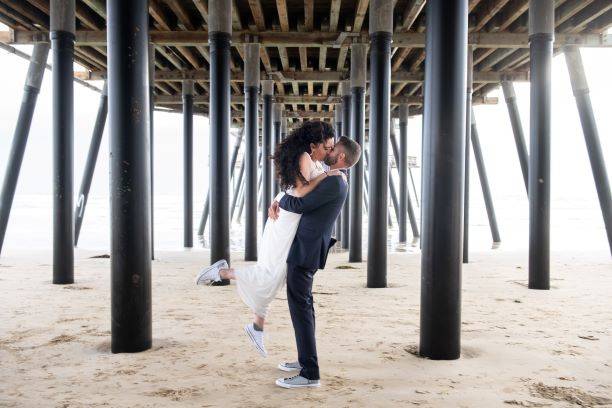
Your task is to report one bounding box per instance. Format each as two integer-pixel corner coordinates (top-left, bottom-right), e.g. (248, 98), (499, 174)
(155, 94), (499, 106)
(2, 30), (610, 48)
(75, 69), (529, 83)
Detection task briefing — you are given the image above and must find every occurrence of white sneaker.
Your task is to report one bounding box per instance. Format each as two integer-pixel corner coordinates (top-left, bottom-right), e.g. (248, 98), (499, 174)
(244, 323), (267, 357)
(195, 259), (228, 285)
(275, 375), (321, 389)
(278, 361), (302, 372)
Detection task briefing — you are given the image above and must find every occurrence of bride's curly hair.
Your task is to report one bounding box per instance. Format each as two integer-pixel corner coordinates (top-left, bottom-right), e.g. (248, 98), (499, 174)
(272, 120), (335, 191)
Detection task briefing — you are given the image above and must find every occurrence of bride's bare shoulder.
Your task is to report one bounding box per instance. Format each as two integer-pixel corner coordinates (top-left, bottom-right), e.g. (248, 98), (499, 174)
(299, 151), (313, 163)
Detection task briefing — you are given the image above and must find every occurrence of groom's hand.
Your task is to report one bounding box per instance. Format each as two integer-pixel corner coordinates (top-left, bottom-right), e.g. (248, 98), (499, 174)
(268, 201), (280, 220)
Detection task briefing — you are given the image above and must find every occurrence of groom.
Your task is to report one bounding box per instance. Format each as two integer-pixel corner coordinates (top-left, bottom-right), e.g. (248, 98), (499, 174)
(269, 135), (362, 389)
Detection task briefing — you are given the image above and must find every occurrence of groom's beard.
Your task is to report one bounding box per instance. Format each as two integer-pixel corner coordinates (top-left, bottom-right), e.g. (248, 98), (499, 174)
(324, 154), (337, 166)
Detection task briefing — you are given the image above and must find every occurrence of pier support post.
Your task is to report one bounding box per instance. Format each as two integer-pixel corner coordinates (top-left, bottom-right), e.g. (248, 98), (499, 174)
(51, 0), (75, 284)
(74, 81), (107, 246)
(183, 80), (194, 248)
(340, 81), (351, 249)
(463, 47), (473, 263)
(108, 0), (152, 352)
(419, 0), (468, 360)
(0, 43), (49, 255)
(397, 105), (408, 241)
(471, 109), (501, 244)
(528, 0), (554, 290)
(231, 155), (246, 220)
(501, 81), (529, 195)
(273, 103), (282, 197)
(208, 0), (233, 281)
(198, 131), (243, 236)
(391, 122), (419, 238)
(349, 43), (366, 262)
(367, 0), (392, 287)
(564, 46), (612, 256)
(261, 80), (274, 229)
(244, 43), (260, 261)
(149, 44), (155, 259)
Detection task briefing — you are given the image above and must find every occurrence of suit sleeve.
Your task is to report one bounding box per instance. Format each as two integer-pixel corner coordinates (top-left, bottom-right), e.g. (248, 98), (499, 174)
(279, 177), (340, 214)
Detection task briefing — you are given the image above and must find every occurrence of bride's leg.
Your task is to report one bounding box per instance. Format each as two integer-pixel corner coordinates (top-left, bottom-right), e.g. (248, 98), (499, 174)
(219, 268), (236, 280)
(253, 314), (265, 330)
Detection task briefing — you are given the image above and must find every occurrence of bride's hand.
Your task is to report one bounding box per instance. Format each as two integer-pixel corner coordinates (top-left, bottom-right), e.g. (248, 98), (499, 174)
(326, 169), (343, 177)
(268, 201), (280, 220)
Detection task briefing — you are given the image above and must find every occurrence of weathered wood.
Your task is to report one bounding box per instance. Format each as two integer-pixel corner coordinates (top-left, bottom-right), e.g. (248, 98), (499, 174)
(248, 0), (266, 31)
(76, 68), (529, 83)
(192, 0), (208, 24)
(6, 30), (611, 48)
(400, 0), (425, 30)
(154, 93), (498, 105)
(276, 0), (289, 31)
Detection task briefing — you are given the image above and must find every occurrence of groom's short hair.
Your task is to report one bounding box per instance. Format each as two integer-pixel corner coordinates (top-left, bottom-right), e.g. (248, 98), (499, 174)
(336, 136), (361, 168)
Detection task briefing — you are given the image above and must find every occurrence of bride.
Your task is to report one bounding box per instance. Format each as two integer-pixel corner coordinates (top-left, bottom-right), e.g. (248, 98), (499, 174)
(195, 121), (344, 357)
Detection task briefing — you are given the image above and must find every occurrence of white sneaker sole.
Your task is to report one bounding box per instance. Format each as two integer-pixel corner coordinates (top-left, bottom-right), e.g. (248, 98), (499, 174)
(275, 379), (321, 389)
(244, 325), (267, 357)
(195, 260), (227, 285)
(278, 363), (302, 372)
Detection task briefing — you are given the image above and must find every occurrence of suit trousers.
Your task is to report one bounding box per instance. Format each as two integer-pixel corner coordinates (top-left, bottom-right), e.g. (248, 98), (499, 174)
(286, 262), (319, 380)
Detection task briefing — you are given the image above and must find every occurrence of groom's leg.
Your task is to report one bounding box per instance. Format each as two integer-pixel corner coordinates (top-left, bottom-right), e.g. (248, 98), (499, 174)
(286, 263), (319, 380)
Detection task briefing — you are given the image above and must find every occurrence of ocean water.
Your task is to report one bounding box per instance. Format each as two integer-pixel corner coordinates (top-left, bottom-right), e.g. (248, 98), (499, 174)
(1, 191), (608, 255)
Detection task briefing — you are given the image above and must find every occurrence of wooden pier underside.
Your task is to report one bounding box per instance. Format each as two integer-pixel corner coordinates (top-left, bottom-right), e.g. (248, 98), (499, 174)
(0, 0), (610, 124)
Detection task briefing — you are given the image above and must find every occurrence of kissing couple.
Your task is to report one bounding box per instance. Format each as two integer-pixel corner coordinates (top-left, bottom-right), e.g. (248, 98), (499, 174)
(196, 120), (362, 389)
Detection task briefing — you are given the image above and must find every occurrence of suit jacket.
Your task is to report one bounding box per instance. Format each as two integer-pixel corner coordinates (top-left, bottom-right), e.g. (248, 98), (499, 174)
(279, 175), (348, 270)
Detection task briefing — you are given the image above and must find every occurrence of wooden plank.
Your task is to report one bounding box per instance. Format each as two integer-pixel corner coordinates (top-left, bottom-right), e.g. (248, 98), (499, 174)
(248, 0), (266, 31)
(192, 0), (209, 24)
(353, 0), (369, 32)
(232, 0), (243, 30)
(278, 46), (290, 70)
(82, 0), (106, 18)
(78, 68), (528, 84)
(319, 47), (327, 71)
(400, 0), (426, 31)
(304, 0), (314, 31)
(166, 0), (196, 30)
(260, 46), (273, 72)
(329, 0), (341, 31)
(276, 0), (289, 31)
(562, 1), (612, 33)
(155, 94), (498, 107)
(149, 0), (172, 30)
(299, 46), (308, 71)
(473, 0), (512, 32)
(556, 0), (592, 27)
(493, 0), (529, 31)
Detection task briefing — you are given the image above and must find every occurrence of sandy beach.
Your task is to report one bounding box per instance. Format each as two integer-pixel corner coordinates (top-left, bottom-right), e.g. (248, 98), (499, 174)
(1, 248), (611, 407)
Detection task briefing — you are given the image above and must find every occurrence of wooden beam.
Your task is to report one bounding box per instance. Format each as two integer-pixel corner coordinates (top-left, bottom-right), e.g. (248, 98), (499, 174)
(276, 0), (289, 31)
(304, 0), (314, 31)
(156, 94), (498, 107)
(5, 30), (611, 48)
(77, 68), (530, 83)
(329, 0), (341, 31)
(248, 0), (266, 31)
(165, 0), (196, 30)
(400, 0), (426, 31)
(192, 0), (209, 24)
(473, 0), (512, 32)
(353, 0), (369, 32)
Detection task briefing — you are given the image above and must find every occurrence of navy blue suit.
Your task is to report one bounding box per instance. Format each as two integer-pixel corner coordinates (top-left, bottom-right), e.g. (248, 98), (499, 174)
(279, 175), (348, 380)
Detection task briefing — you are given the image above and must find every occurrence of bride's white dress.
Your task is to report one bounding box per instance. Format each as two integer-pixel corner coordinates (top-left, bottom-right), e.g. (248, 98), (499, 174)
(235, 156), (324, 318)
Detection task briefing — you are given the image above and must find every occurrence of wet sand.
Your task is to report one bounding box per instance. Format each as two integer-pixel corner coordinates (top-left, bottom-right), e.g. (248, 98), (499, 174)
(1, 248), (611, 407)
